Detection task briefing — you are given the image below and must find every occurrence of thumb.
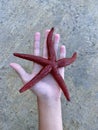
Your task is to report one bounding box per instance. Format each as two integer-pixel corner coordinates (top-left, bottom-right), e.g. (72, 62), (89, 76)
(10, 63), (29, 83)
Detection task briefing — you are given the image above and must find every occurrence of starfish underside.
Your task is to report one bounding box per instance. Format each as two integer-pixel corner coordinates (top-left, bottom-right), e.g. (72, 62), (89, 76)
(14, 28), (77, 101)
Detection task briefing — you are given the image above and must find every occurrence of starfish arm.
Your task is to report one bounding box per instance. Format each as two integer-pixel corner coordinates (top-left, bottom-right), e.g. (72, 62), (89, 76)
(47, 27), (56, 61)
(14, 53), (50, 66)
(19, 65), (52, 93)
(57, 52), (77, 68)
(52, 68), (70, 101)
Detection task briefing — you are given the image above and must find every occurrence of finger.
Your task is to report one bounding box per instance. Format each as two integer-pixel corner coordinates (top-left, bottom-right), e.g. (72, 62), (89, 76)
(60, 45), (66, 58)
(54, 34), (60, 58)
(10, 63), (28, 82)
(33, 32), (40, 55)
(43, 30), (50, 58)
(33, 32), (41, 69)
(59, 45), (66, 78)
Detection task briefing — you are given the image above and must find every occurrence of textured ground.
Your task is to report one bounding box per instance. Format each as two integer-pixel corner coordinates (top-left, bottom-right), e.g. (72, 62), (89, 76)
(0, 0), (98, 130)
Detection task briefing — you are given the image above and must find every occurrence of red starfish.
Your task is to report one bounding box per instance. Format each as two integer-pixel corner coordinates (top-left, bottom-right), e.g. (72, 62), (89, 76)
(14, 28), (77, 101)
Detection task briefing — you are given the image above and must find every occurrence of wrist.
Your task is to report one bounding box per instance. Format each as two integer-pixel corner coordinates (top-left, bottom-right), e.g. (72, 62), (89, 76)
(37, 96), (61, 112)
(37, 94), (61, 105)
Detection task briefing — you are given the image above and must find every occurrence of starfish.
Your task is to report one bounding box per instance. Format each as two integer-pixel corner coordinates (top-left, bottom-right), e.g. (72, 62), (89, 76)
(13, 28), (77, 101)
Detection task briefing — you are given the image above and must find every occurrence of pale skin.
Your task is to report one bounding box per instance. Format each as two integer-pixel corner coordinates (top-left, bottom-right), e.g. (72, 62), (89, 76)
(10, 29), (66, 130)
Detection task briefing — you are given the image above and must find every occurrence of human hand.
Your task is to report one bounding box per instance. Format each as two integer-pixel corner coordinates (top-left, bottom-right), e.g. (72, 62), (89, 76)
(10, 29), (66, 100)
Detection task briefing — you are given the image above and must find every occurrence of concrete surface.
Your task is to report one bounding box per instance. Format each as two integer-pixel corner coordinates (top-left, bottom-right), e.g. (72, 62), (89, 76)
(0, 0), (98, 130)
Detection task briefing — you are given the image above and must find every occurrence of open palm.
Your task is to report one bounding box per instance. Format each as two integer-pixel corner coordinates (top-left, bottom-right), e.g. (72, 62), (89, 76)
(10, 30), (66, 100)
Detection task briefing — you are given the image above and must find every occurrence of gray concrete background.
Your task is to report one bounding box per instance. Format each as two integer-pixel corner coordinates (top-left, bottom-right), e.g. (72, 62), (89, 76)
(0, 0), (98, 130)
